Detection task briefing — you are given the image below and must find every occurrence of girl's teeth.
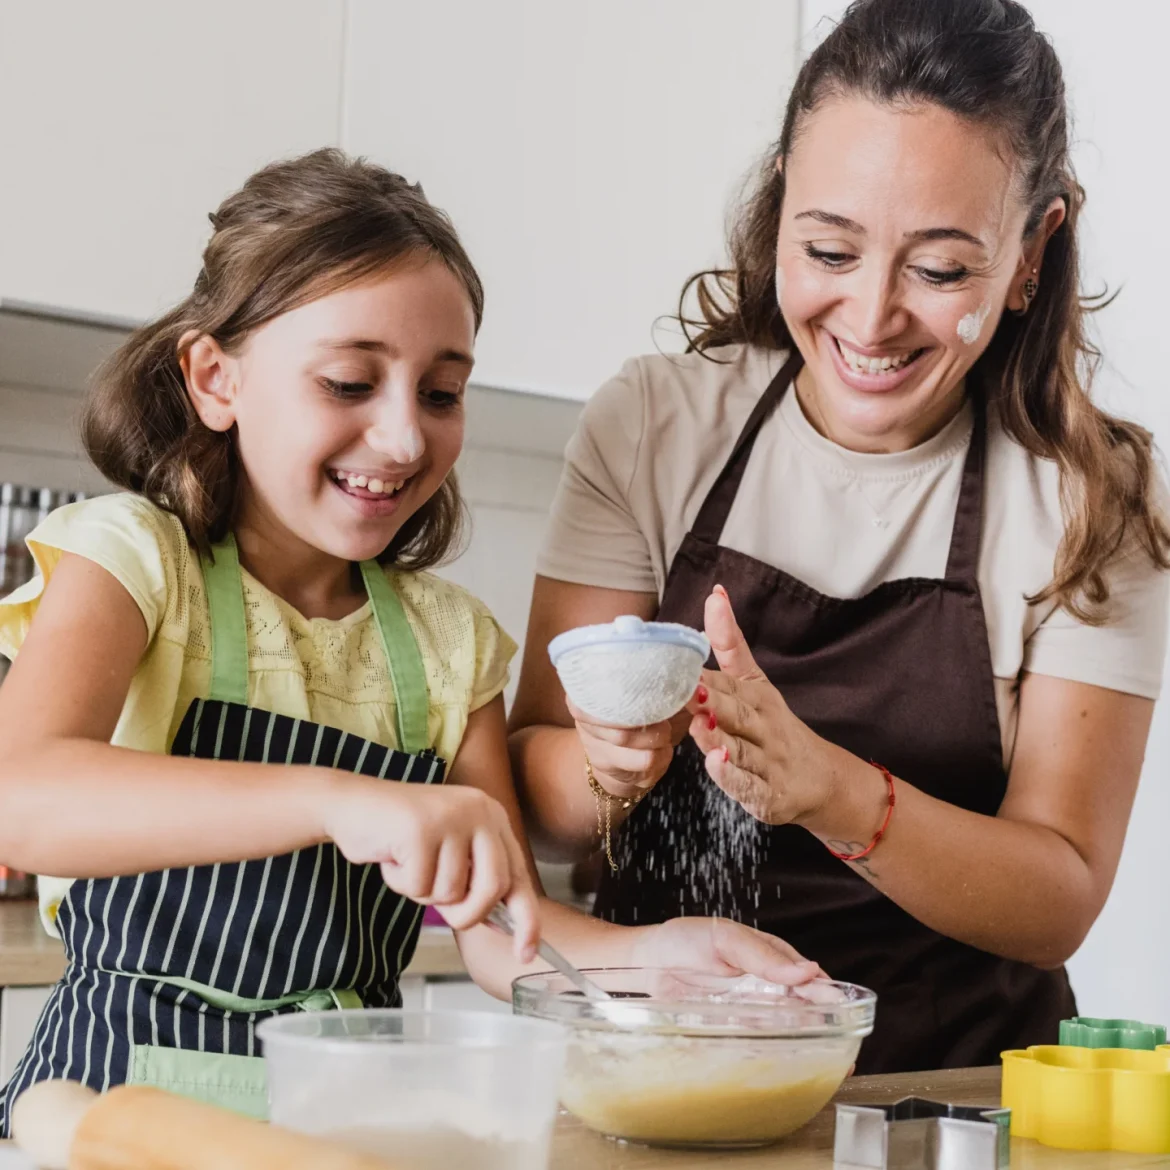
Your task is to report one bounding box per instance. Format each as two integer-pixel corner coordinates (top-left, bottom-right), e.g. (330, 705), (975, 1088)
(333, 471), (406, 496)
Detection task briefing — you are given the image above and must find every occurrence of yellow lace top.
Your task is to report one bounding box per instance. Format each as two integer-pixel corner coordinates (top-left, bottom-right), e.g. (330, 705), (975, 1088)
(0, 493), (517, 933)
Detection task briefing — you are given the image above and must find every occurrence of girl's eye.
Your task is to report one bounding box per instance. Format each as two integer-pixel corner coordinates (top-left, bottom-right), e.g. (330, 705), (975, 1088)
(321, 377), (374, 398)
(915, 265), (970, 287)
(422, 388), (463, 410)
(802, 242), (855, 269)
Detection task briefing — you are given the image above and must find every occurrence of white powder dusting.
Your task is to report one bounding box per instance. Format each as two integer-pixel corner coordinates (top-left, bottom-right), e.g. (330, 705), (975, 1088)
(617, 743), (764, 925)
(956, 300), (991, 345)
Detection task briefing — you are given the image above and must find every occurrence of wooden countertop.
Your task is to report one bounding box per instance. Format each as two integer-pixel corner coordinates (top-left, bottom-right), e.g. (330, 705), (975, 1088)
(0, 900), (468, 987)
(550, 1065), (1170, 1168)
(4, 1065), (1163, 1166)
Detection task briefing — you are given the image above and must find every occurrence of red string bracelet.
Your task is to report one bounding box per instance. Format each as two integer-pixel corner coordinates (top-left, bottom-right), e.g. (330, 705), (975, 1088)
(826, 761), (896, 862)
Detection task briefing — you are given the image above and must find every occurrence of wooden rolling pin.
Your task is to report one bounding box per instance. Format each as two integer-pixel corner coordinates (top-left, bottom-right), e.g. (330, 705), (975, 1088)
(11, 1081), (397, 1170)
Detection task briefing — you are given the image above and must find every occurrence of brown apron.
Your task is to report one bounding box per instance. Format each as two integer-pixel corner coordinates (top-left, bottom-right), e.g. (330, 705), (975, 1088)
(593, 352), (1076, 1074)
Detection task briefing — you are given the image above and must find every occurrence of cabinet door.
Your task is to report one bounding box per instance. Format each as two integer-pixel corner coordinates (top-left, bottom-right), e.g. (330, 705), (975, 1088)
(343, 0), (801, 400)
(0, 2), (345, 320)
(0, 985), (53, 1086)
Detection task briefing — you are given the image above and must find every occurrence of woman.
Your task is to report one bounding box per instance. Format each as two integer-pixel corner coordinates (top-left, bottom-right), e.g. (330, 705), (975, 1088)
(508, 0), (1170, 1073)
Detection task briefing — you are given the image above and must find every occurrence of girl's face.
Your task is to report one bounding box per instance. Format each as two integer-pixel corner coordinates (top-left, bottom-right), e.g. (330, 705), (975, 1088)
(188, 259), (475, 566)
(775, 96), (1059, 453)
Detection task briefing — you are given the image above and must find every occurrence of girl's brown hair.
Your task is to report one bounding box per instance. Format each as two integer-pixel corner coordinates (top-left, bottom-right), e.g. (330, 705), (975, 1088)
(680, 0), (1169, 622)
(83, 147), (482, 568)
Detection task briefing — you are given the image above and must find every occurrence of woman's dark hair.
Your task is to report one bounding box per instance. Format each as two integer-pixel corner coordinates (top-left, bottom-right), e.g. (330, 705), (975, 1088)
(83, 147), (479, 568)
(680, 0), (1169, 621)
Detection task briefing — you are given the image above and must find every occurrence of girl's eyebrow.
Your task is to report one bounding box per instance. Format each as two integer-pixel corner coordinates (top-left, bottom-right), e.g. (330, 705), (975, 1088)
(794, 209), (987, 250)
(320, 338), (474, 366)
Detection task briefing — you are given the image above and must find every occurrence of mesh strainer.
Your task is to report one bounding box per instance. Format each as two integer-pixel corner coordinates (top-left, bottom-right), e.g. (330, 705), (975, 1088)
(549, 616), (711, 728)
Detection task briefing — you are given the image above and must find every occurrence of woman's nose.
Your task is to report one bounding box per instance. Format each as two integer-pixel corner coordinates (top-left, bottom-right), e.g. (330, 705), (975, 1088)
(844, 266), (910, 347)
(367, 393), (425, 465)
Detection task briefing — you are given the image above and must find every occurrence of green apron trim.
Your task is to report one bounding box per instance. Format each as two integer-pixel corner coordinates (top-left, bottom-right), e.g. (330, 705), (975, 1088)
(360, 560), (430, 756)
(202, 538), (431, 757)
(128, 1045), (269, 1119)
(201, 535), (250, 708)
(103, 968), (364, 1015)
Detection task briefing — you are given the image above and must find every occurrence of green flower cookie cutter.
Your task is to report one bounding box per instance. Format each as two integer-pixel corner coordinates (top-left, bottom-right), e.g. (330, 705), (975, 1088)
(1059, 1017), (1167, 1050)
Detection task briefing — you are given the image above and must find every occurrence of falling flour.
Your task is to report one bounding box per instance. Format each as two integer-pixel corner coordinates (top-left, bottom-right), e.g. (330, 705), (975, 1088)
(617, 744), (765, 926)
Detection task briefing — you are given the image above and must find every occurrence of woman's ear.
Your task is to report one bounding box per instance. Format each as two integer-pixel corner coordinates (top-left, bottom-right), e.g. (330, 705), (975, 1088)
(1007, 196), (1066, 312)
(178, 331), (240, 433)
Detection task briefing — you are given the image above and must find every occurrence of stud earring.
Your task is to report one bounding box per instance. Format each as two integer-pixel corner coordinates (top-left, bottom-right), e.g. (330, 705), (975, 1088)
(1016, 268), (1039, 315)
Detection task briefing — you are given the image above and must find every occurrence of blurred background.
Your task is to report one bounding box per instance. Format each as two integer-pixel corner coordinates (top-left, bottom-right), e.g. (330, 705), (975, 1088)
(0, 0), (1165, 1024)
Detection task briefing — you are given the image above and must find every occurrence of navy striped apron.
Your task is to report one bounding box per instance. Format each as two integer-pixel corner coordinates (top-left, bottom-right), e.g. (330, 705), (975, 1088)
(0, 537), (444, 1129)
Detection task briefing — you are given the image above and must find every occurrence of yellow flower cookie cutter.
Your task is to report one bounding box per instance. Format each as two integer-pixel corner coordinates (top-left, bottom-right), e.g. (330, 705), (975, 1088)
(1001, 1044), (1170, 1153)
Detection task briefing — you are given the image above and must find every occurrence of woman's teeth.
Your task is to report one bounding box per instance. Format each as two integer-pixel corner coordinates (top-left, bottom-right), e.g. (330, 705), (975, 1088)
(837, 340), (921, 374)
(330, 470), (406, 496)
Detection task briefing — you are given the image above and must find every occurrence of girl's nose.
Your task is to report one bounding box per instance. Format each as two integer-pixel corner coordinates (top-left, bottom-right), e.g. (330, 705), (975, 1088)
(367, 394), (425, 465)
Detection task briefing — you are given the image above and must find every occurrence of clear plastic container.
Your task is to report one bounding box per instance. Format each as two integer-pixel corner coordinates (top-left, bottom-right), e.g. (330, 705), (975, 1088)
(258, 1009), (566, 1170)
(513, 968), (876, 1149)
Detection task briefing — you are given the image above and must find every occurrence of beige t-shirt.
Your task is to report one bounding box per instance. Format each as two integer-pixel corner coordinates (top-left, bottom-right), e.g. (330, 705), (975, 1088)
(538, 344), (1170, 767)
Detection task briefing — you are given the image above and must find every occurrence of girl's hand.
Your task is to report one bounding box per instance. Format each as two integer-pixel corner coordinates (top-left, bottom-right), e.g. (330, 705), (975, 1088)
(568, 699), (688, 800)
(687, 586), (841, 827)
(629, 916), (824, 985)
(321, 777), (541, 962)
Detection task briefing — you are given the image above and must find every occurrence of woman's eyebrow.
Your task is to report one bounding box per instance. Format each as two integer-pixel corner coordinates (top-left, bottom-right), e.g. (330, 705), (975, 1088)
(794, 210), (987, 251)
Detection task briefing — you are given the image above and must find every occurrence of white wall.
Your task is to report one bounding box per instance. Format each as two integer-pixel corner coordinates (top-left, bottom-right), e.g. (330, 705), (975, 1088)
(0, 1), (347, 320)
(342, 0), (801, 400)
(801, 0), (1170, 1023)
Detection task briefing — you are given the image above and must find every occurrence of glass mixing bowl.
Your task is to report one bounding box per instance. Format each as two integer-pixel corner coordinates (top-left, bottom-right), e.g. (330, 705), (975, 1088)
(513, 968), (876, 1149)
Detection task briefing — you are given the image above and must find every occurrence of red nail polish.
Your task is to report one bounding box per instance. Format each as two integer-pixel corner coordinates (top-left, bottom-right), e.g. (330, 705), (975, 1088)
(696, 685), (709, 705)
(721, 747), (730, 763)
(708, 713), (718, 731)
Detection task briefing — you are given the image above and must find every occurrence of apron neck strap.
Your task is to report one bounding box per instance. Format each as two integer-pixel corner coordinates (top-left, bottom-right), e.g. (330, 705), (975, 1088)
(691, 349), (804, 546)
(943, 394), (987, 584)
(200, 536), (431, 756)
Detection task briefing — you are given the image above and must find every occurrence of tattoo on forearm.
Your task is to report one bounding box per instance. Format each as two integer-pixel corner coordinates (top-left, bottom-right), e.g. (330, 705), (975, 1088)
(826, 841), (879, 881)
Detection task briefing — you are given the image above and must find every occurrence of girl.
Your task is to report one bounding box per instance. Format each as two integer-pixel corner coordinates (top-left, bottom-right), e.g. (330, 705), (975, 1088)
(0, 149), (818, 1130)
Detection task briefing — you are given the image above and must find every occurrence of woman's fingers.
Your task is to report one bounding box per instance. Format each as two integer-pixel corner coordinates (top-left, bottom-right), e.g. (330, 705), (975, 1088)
(702, 743), (777, 822)
(568, 702), (674, 748)
(704, 586), (766, 682)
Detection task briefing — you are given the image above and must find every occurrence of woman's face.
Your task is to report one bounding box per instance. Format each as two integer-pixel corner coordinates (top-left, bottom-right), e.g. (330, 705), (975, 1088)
(776, 96), (1052, 453)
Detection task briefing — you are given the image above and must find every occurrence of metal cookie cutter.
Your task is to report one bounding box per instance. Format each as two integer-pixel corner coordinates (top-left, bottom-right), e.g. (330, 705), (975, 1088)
(834, 1097), (1011, 1170)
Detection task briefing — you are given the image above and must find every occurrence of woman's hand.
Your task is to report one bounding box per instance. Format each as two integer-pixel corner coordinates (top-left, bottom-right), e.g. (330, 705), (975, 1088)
(687, 586), (845, 827)
(629, 916), (824, 985)
(569, 699), (688, 799)
(321, 776), (541, 963)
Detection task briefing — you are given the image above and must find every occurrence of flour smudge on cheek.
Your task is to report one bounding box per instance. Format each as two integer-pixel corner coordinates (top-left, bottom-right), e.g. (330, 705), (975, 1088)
(956, 300), (992, 346)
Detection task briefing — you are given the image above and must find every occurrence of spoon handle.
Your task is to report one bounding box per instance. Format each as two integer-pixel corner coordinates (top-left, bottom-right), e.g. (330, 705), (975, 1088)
(487, 904), (612, 1002)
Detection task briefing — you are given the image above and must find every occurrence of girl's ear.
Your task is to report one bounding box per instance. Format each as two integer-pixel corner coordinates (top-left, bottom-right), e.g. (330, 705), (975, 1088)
(178, 331), (240, 432)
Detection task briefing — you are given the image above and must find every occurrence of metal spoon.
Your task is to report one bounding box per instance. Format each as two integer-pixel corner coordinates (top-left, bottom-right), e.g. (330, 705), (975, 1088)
(487, 903), (612, 1003)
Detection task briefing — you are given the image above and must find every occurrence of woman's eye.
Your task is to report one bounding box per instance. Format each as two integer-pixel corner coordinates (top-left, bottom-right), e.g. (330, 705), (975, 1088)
(915, 266), (970, 287)
(802, 243), (855, 269)
(321, 377), (374, 398)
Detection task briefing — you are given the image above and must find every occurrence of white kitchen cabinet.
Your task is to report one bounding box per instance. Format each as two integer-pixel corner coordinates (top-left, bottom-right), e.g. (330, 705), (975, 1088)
(343, 0), (801, 400)
(0, 985), (53, 1087)
(0, 2), (346, 321)
(422, 979), (512, 1016)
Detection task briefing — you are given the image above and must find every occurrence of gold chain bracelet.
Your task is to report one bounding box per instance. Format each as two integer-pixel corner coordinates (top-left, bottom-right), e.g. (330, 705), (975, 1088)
(585, 755), (645, 873)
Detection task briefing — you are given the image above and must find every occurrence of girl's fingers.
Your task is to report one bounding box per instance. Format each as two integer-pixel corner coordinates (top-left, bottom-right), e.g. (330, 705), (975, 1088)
(710, 920), (821, 985)
(428, 834), (472, 906)
(443, 828), (506, 933)
(380, 837), (439, 903)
